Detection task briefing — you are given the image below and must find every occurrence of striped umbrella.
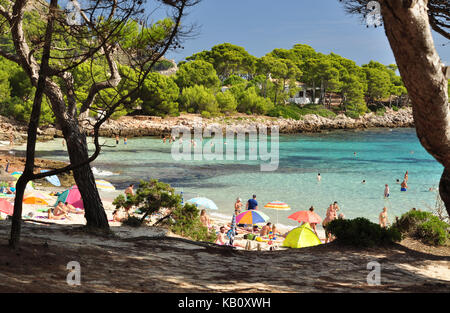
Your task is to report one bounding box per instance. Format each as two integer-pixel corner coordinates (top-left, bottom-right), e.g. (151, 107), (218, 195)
(263, 201), (291, 224)
(235, 210), (270, 225)
(95, 179), (116, 191)
(264, 201), (291, 210)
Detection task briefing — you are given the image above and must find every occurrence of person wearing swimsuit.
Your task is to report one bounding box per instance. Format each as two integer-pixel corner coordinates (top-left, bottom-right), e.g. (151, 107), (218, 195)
(379, 207), (388, 228)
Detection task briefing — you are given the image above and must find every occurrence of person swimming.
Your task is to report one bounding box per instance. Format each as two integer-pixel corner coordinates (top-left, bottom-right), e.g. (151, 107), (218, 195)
(401, 180), (408, 191)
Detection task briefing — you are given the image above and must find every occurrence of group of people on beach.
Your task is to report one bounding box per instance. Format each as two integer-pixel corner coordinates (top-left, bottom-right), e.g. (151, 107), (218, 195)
(47, 201), (84, 220)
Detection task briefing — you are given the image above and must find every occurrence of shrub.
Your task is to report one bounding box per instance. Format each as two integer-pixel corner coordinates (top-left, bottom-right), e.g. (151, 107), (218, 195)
(216, 90), (237, 113)
(345, 110), (360, 119)
(180, 85), (220, 115)
(122, 216), (143, 227)
(201, 110), (211, 118)
(168, 203), (216, 242)
(376, 107), (386, 116)
(392, 105), (399, 111)
(113, 179), (182, 224)
(394, 210), (449, 246)
(325, 217), (401, 247)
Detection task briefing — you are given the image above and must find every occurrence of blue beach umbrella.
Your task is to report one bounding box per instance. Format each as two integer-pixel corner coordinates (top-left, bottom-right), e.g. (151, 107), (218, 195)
(40, 170), (61, 187)
(186, 197), (219, 210)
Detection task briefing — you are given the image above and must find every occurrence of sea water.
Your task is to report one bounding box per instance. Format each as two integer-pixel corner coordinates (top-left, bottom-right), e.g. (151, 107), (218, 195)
(19, 128), (444, 228)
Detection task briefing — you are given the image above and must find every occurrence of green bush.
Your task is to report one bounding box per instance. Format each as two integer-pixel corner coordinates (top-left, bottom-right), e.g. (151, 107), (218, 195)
(268, 103), (336, 120)
(325, 217), (401, 247)
(376, 107), (386, 116)
(345, 110), (360, 119)
(122, 216), (143, 227)
(392, 105), (399, 111)
(168, 203), (216, 242)
(394, 210), (449, 246)
(201, 110), (211, 118)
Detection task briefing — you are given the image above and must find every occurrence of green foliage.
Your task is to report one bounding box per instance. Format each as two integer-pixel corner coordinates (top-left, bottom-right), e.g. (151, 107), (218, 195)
(376, 107), (386, 116)
(180, 85), (220, 115)
(216, 90), (237, 113)
(122, 216), (143, 227)
(168, 203), (217, 242)
(325, 217), (401, 247)
(140, 73), (179, 117)
(223, 75), (246, 86)
(267, 104), (302, 120)
(186, 43), (257, 80)
(237, 86), (274, 114)
(174, 60), (221, 90)
(394, 210), (449, 246)
(113, 179), (182, 223)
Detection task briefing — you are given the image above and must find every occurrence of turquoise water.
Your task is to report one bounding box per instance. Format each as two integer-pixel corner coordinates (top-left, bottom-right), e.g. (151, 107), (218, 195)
(21, 128), (443, 228)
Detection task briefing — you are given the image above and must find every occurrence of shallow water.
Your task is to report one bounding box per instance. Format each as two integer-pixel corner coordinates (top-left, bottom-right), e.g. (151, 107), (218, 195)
(20, 127), (443, 228)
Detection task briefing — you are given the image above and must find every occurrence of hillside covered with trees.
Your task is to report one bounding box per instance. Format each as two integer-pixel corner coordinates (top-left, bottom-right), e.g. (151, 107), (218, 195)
(0, 40), (425, 124)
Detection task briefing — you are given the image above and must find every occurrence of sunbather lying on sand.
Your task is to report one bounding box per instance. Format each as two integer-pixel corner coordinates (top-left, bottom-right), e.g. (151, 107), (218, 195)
(47, 206), (69, 220)
(65, 202), (84, 214)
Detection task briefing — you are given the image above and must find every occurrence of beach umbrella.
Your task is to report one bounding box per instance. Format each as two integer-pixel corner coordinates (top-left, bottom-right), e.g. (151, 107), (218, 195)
(10, 172), (35, 190)
(23, 191), (49, 205)
(282, 223), (322, 249)
(95, 179), (116, 191)
(263, 201), (291, 210)
(186, 197), (218, 210)
(0, 198), (13, 216)
(54, 185), (84, 209)
(40, 170), (61, 187)
(227, 214), (237, 245)
(263, 201), (291, 224)
(288, 210), (322, 224)
(235, 210), (270, 225)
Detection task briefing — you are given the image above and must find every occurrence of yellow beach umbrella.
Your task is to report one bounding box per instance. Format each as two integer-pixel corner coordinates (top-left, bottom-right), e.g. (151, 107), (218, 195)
(282, 223), (322, 248)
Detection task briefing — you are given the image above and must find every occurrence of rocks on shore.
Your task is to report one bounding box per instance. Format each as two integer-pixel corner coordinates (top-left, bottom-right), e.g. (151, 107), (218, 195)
(1, 107), (414, 142)
(89, 107), (414, 138)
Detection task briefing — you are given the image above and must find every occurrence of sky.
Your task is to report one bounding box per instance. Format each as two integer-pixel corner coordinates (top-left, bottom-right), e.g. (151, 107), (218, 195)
(153, 0), (449, 66)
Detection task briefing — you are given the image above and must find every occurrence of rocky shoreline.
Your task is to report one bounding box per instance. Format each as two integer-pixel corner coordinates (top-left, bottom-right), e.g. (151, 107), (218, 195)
(0, 107), (414, 143)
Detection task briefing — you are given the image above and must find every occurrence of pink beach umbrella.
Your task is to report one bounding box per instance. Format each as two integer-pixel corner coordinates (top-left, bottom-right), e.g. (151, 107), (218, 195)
(288, 210), (323, 224)
(0, 198), (14, 216)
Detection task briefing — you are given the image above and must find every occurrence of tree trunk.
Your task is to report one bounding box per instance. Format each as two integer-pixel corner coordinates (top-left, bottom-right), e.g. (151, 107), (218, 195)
(440, 168), (450, 211)
(380, 0), (450, 215)
(61, 120), (109, 230)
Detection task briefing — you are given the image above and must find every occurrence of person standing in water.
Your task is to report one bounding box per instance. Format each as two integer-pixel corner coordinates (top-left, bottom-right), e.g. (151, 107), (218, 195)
(115, 135), (119, 145)
(404, 170), (408, 182)
(384, 184), (390, 198)
(379, 207), (389, 228)
(317, 173), (321, 182)
(401, 180), (408, 192)
(124, 136), (128, 145)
